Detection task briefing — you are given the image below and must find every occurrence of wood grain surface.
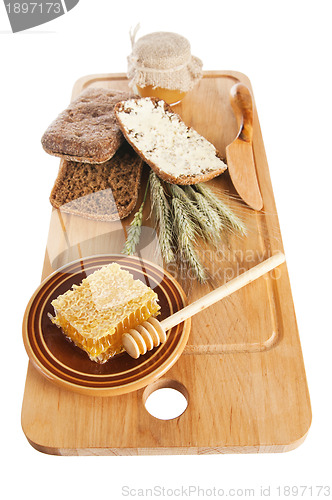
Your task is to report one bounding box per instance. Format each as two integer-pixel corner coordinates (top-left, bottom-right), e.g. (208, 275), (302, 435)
(21, 71), (311, 455)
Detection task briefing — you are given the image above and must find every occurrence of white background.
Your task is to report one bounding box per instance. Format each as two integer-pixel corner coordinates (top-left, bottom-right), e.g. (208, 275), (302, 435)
(1, 0), (331, 498)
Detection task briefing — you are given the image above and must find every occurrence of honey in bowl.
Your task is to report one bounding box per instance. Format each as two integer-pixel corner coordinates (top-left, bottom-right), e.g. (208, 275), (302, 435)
(128, 31), (203, 106)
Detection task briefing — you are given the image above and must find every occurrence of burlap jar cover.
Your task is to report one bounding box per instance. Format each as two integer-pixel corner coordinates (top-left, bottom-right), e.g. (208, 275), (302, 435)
(127, 30), (203, 93)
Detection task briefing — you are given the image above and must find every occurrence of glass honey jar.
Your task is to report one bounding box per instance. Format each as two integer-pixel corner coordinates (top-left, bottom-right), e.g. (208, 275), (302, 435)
(127, 31), (203, 106)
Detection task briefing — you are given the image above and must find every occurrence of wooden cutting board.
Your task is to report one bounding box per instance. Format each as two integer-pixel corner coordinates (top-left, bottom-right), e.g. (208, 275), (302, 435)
(21, 71), (311, 455)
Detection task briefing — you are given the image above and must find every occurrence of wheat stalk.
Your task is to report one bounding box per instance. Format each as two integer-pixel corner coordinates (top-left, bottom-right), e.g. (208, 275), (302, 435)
(168, 184), (213, 241)
(183, 186), (223, 243)
(149, 171), (175, 263)
(122, 179), (150, 255)
(170, 187), (207, 283)
(195, 183), (247, 236)
(123, 170), (246, 282)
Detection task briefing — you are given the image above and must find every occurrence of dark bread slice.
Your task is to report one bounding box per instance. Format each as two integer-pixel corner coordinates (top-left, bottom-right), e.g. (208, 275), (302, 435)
(42, 87), (136, 164)
(50, 143), (143, 221)
(114, 97), (227, 185)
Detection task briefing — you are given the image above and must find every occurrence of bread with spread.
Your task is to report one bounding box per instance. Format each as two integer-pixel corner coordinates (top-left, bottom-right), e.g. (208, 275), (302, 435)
(115, 97), (227, 185)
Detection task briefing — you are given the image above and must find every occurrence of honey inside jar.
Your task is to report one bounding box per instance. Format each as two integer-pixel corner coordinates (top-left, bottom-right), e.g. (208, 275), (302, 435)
(128, 31), (203, 107)
(136, 85), (187, 106)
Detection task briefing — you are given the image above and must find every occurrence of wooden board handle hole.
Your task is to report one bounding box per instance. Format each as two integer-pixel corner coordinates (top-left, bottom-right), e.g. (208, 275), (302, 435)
(143, 379), (189, 420)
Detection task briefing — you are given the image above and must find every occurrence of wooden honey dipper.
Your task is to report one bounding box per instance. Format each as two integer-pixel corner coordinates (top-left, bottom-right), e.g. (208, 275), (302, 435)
(122, 252), (286, 359)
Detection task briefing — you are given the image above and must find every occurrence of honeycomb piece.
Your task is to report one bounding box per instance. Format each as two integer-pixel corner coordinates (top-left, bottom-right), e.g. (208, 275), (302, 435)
(50, 263), (160, 363)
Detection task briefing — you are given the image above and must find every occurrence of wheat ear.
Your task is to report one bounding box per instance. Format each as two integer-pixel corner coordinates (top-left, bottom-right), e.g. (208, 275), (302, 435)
(149, 171), (175, 263)
(195, 183), (247, 236)
(122, 178), (150, 255)
(169, 186), (207, 283)
(183, 186), (223, 243)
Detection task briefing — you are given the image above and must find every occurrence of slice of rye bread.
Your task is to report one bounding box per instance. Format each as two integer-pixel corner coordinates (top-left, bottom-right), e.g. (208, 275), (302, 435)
(42, 88), (136, 164)
(114, 97), (227, 185)
(49, 143), (143, 221)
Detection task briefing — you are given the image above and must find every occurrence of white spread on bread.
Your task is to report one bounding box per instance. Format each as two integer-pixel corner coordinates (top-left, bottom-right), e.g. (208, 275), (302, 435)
(116, 98), (227, 180)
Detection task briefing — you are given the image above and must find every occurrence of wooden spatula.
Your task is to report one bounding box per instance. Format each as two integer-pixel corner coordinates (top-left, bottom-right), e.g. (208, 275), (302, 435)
(226, 83), (263, 211)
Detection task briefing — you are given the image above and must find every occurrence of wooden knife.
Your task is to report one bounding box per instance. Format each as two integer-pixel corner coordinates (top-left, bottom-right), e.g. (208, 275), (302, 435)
(226, 83), (263, 211)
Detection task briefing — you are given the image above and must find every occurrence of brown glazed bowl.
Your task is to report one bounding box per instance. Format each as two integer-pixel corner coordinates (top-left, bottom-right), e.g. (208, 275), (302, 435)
(22, 255), (191, 397)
